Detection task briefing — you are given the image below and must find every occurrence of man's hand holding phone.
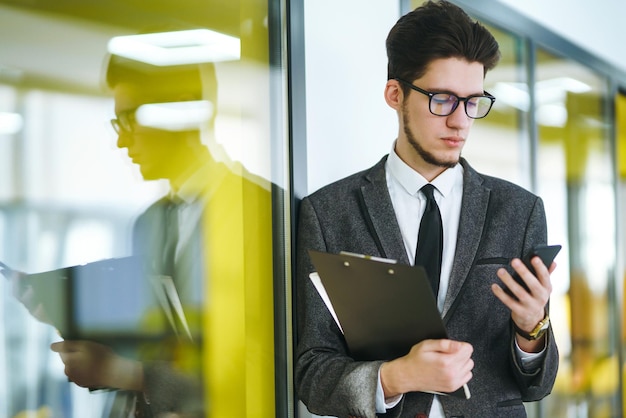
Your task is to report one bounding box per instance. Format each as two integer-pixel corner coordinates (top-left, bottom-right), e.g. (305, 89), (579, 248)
(505, 245), (561, 298)
(491, 245), (561, 352)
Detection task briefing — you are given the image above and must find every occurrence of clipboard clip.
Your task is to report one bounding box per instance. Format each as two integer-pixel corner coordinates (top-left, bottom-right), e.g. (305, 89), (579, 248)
(339, 252), (397, 274)
(339, 251), (397, 264)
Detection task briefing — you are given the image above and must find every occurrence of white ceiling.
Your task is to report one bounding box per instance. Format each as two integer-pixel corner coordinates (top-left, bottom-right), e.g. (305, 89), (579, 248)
(496, 0), (626, 75)
(0, 0), (239, 93)
(0, 5), (132, 93)
(2, 0), (625, 95)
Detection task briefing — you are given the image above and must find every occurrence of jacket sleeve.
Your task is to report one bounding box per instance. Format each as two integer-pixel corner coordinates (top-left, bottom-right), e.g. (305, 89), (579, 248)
(510, 327), (559, 402)
(141, 361), (204, 417)
(508, 197), (559, 401)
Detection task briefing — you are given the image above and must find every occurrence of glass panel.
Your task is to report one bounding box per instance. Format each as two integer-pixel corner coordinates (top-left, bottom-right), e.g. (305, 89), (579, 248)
(617, 90), (626, 416)
(466, 24), (530, 187)
(0, 1), (286, 417)
(535, 49), (618, 417)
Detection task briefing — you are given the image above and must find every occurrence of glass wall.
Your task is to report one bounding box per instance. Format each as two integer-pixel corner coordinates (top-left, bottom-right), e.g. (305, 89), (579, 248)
(464, 24), (531, 187)
(0, 1), (289, 417)
(617, 90), (626, 416)
(534, 50), (617, 418)
(462, 13), (622, 418)
(409, 1), (624, 417)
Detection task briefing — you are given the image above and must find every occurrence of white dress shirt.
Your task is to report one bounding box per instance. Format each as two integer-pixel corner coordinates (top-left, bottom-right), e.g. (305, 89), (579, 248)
(375, 144), (544, 417)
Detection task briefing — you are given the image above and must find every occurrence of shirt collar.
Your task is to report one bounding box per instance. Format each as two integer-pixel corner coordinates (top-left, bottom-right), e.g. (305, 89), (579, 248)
(170, 159), (228, 205)
(387, 141), (463, 198)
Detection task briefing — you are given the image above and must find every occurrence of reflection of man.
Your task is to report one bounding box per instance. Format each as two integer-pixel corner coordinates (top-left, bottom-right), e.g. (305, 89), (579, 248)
(295, 2), (558, 418)
(50, 56), (214, 417)
(49, 54), (275, 417)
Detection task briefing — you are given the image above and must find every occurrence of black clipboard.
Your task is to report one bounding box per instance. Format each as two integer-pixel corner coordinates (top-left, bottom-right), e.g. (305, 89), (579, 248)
(5, 257), (177, 358)
(308, 250), (470, 399)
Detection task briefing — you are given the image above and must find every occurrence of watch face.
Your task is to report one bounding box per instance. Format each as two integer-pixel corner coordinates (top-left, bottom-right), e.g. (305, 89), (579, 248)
(531, 318), (550, 338)
(532, 328), (547, 340)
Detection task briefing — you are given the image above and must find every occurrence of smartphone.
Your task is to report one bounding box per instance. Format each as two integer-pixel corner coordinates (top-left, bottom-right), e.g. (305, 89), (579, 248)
(504, 244), (562, 298)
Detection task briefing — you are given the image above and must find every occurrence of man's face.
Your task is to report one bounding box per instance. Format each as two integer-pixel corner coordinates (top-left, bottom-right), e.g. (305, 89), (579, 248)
(395, 57), (485, 177)
(113, 82), (190, 181)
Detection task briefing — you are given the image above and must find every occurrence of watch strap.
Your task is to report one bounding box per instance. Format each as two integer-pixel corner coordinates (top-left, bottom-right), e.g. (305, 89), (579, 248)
(513, 312), (550, 341)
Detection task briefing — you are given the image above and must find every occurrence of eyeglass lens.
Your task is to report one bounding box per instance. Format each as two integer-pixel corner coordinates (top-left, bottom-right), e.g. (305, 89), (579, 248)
(111, 111), (135, 134)
(430, 93), (493, 118)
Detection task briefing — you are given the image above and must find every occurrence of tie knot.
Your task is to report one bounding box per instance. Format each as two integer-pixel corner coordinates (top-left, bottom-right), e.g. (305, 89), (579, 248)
(420, 184), (436, 201)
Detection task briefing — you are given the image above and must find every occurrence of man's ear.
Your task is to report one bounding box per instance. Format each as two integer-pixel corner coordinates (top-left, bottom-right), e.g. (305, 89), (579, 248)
(384, 79), (403, 111)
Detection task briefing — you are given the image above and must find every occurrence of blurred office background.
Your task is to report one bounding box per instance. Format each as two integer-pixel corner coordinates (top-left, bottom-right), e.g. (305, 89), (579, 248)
(1, 0), (625, 417)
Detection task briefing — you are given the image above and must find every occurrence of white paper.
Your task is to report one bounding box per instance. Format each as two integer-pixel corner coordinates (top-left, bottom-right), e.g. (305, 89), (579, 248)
(309, 272), (343, 334)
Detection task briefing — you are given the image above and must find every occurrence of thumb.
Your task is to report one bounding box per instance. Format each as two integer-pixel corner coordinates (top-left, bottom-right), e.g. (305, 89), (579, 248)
(50, 340), (79, 353)
(438, 339), (472, 354)
(50, 341), (64, 353)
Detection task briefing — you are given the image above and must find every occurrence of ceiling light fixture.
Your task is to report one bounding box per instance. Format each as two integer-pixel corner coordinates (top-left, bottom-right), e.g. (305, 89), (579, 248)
(135, 100), (214, 131)
(107, 29), (240, 66)
(491, 77), (592, 112)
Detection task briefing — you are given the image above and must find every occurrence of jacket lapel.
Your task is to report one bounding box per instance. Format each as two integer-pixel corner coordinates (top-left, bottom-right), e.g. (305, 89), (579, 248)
(357, 156), (490, 318)
(442, 159), (489, 319)
(359, 156), (410, 265)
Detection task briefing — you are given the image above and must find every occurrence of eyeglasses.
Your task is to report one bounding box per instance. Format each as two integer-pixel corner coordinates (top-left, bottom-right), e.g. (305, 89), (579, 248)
(110, 109), (137, 134)
(395, 78), (496, 119)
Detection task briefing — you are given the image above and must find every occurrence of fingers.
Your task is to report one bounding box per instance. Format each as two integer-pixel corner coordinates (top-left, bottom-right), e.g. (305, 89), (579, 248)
(493, 258), (551, 306)
(412, 339), (474, 381)
(528, 256), (553, 288)
(50, 340), (82, 353)
(493, 258), (552, 334)
(514, 256), (553, 295)
(421, 338), (473, 356)
(50, 340), (119, 389)
(416, 339), (474, 391)
(50, 341), (64, 353)
(383, 339), (474, 396)
(50, 340), (102, 355)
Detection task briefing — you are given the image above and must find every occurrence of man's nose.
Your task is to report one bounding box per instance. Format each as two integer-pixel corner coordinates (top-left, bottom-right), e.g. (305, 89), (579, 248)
(116, 131), (133, 149)
(446, 101), (471, 129)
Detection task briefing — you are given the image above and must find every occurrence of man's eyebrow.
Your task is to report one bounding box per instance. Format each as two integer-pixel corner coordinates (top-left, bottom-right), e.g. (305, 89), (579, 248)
(428, 87), (485, 96)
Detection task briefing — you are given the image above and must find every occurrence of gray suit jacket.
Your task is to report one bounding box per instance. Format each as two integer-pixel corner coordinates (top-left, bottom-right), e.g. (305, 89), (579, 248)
(107, 198), (204, 418)
(295, 156), (559, 418)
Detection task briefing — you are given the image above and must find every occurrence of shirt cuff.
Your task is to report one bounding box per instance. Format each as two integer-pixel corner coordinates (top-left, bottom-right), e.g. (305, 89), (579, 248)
(376, 366), (402, 413)
(514, 338), (547, 372)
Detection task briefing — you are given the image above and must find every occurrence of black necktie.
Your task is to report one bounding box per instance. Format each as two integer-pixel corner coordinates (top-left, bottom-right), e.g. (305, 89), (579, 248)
(415, 184), (443, 297)
(163, 199), (180, 277)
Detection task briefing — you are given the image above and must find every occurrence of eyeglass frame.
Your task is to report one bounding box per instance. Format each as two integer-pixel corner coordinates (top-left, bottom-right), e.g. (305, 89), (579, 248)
(110, 108), (137, 134)
(394, 77), (496, 119)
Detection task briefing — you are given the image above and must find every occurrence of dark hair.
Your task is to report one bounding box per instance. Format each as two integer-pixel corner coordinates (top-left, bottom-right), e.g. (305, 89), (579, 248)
(104, 54), (217, 107)
(386, 0), (500, 89)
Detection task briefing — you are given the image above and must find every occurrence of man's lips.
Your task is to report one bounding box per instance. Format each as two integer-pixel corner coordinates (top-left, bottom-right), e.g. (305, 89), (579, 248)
(441, 136), (465, 147)
(127, 153), (141, 164)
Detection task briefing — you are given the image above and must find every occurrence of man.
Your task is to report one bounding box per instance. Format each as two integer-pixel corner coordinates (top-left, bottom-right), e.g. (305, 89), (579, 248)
(50, 57), (216, 417)
(49, 55), (274, 417)
(295, 1), (559, 417)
